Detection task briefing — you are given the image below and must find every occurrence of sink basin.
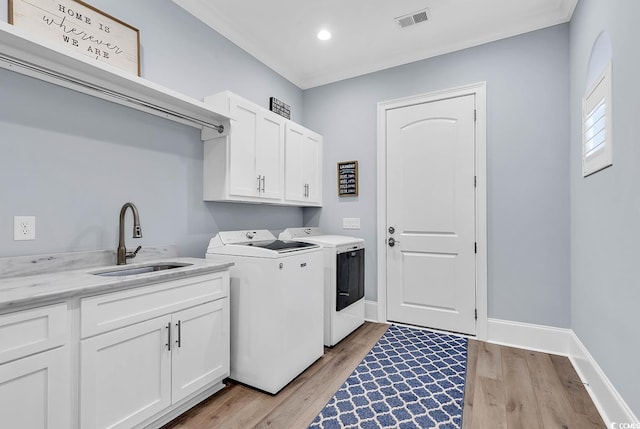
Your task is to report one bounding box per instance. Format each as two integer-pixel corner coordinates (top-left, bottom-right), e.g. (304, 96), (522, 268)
(93, 263), (193, 277)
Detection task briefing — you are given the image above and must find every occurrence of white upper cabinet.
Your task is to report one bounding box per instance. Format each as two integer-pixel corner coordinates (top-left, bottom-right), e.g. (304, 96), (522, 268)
(202, 91), (322, 207)
(225, 96), (284, 201)
(284, 123), (323, 206)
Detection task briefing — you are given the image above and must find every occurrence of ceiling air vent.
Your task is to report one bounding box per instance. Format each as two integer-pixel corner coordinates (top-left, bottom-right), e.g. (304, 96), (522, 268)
(395, 8), (430, 29)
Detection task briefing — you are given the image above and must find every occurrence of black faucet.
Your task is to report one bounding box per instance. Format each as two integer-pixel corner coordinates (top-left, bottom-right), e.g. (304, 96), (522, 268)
(117, 202), (142, 265)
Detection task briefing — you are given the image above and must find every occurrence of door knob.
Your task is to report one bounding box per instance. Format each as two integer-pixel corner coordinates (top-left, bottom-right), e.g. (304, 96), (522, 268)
(388, 237), (400, 247)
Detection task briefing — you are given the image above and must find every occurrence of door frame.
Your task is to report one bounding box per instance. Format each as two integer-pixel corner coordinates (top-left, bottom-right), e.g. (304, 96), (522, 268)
(376, 82), (488, 340)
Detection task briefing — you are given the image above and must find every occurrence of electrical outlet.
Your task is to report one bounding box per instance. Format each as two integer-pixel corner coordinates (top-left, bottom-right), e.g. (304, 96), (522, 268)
(14, 216), (35, 241)
(343, 217), (361, 230)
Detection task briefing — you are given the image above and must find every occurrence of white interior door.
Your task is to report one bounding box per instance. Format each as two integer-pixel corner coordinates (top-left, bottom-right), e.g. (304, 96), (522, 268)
(386, 94), (477, 335)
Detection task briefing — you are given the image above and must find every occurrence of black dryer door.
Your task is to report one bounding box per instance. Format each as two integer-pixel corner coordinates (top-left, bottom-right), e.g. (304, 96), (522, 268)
(336, 248), (365, 311)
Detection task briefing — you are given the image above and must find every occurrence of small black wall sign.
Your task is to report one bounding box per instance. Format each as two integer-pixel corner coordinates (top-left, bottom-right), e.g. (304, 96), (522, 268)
(338, 161), (358, 197)
(269, 97), (290, 119)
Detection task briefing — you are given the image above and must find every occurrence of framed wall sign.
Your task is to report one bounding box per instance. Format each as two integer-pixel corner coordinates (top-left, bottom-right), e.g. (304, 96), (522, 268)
(338, 161), (358, 197)
(9, 0), (141, 76)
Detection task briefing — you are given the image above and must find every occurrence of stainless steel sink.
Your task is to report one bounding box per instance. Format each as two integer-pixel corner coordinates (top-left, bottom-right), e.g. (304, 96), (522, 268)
(92, 263), (193, 277)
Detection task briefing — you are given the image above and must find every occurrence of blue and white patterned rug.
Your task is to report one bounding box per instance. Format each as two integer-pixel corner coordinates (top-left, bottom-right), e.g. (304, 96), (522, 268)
(309, 324), (468, 429)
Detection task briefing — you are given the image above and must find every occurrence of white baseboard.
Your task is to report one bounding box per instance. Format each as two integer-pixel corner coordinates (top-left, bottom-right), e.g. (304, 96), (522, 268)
(364, 300), (378, 322)
(487, 318), (638, 427)
(487, 318), (572, 355)
(568, 331), (638, 426)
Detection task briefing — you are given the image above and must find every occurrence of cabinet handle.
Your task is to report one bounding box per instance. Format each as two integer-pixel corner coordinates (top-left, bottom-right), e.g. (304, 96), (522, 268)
(166, 322), (171, 351)
(261, 176), (266, 192)
(175, 320), (182, 348)
(257, 175), (262, 192)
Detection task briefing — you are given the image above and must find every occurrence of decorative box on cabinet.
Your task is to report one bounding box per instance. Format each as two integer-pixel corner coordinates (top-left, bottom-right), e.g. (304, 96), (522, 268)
(79, 272), (230, 429)
(0, 303), (70, 429)
(202, 91), (323, 207)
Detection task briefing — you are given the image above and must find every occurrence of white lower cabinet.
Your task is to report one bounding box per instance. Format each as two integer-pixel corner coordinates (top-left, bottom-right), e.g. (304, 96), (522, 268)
(80, 272), (230, 429)
(0, 346), (69, 429)
(0, 302), (70, 429)
(80, 315), (172, 429)
(0, 270), (229, 429)
(171, 300), (229, 402)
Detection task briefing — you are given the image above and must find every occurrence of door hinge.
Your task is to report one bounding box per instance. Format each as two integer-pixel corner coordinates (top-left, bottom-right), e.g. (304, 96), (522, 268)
(475, 309), (478, 320)
(474, 242), (477, 254)
(474, 109), (477, 122)
(474, 176), (477, 188)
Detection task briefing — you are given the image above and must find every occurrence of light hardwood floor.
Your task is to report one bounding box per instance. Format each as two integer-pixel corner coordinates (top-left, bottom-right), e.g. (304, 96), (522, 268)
(162, 322), (606, 429)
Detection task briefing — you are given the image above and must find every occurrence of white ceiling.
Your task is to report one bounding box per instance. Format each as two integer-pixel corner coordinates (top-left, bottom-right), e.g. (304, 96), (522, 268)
(172, 0), (578, 90)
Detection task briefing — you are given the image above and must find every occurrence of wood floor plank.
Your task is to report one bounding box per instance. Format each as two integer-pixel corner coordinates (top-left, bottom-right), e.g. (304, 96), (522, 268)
(467, 341), (503, 428)
(501, 346), (544, 429)
(549, 354), (606, 429)
(462, 339), (480, 429)
(526, 350), (580, 429)
(471, 376), (508, 429)
(475, 341), (503, 381)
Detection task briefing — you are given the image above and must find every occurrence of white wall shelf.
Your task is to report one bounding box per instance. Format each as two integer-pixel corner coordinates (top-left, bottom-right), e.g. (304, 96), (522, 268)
(0, 21), (230, 136)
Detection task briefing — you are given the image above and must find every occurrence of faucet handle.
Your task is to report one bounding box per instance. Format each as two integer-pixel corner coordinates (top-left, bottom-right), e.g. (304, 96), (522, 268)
(126, 245), (142, 260)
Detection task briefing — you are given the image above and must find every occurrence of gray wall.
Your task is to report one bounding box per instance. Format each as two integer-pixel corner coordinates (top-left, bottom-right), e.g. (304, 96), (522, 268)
(0, 0), (304, 258)
(303, 24), (571, 328)
(570, 0), (640, 417)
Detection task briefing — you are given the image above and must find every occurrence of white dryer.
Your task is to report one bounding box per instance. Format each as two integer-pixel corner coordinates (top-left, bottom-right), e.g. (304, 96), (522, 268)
(280, 227), (365, 347)
(206, 230), (324, 394)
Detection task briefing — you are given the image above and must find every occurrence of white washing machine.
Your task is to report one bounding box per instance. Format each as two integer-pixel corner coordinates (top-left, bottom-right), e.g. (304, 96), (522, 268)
(206, 230), (324, 394)
(280, 227), (365, 347)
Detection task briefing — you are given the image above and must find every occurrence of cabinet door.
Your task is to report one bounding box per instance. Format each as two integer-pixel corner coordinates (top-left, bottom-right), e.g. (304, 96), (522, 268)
(284, 124), (306, 202)
(81, 316), (172, 429)
(0, 347), (69, 429)
(256, 113), (285, 200)
(302, 131), (322, 204)
(228, 98), (259, 198)
(285, 124), (323, 205)
(171, 299), (229, 403)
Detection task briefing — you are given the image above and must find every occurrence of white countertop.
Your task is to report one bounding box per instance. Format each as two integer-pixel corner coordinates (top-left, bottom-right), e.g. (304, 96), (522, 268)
(0, 257), (233, 311)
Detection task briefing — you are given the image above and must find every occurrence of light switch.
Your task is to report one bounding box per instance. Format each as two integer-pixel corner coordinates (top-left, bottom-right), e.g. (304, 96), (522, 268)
(343, 218), (361, 230)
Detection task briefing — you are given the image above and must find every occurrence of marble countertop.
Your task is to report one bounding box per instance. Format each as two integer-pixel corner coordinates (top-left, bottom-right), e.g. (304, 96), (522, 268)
(0, 257), (233, 311)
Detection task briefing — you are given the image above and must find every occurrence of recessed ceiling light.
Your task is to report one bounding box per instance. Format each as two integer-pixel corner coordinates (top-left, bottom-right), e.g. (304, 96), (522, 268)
(317, 29), (331, 41)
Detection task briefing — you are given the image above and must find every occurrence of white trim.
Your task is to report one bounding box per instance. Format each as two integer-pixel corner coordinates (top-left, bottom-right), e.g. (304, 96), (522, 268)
(364, 300), (378, 322)
(486, 318), (638, 428)
(376, 82), (488, 340)
(487, 318), (572, 355)
(568, 331), (638, 427)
